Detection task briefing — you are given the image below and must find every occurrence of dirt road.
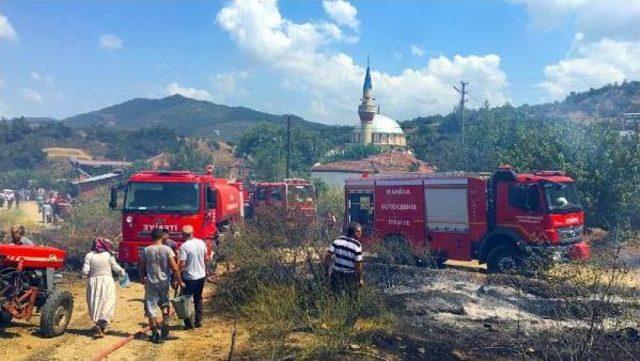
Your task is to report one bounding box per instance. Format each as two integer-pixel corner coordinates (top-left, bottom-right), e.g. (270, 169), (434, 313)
(0, 278), (243, 361)
(0, 201), (46, 232)
(1, 202), (246, 361)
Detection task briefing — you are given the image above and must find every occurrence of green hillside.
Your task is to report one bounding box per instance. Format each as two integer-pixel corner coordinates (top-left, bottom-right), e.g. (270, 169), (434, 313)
(62, 94), (327, 140)
(525, 80), (640, 120)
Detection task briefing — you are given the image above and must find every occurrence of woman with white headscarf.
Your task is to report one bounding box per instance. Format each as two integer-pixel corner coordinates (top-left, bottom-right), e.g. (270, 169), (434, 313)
(82, 237), (126, 337)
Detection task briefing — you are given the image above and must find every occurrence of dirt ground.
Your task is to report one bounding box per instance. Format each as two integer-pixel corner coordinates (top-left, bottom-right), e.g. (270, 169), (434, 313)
(1, 203), (246, 360)
(0, 278), (245, 361)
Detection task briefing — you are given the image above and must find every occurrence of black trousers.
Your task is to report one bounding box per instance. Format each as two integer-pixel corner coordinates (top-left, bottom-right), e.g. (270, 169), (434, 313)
(330, 271), (358, 300)
(183, 278), (206, 323)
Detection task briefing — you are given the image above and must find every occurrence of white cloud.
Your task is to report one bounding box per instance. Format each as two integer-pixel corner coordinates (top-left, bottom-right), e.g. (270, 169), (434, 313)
(410, 45), (425, 57)
(217, 0), (507, 123)
(539, 38), (640, 100)
(99, 34), (123, 50)
(211, 70), (250, 102)
(393, 52), (403, 60)
(322, 0), (359, 30)
(0, 13), (18, 42)
(21, 89), (43, 103)
(166, 82), (213, 101)
(30, 71), (53, 84)
(511, 0), (640, 41)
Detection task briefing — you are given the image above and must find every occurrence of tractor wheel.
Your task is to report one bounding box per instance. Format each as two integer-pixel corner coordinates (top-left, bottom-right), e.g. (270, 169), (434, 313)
(39, 290), (74, 338)
(486, 245), (523, 274)
(0, 310), (12, 328)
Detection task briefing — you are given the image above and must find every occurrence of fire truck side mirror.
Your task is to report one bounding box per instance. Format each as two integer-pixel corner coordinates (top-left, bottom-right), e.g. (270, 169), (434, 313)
(207, 188), (218, 209)
(109, 185), (120, 210)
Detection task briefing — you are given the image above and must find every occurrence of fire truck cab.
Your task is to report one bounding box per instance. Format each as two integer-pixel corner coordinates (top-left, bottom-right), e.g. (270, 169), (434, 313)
(345, 167), (590, 273)
(110, 168), (243, 270)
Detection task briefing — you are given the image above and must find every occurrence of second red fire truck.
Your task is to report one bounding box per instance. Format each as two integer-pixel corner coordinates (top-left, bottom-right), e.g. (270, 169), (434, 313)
(246, 178), (316, 219)
(345, 166), (590, 272)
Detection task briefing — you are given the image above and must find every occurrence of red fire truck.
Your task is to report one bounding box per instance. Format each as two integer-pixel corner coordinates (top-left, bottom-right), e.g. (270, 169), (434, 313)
(109, 168), (244, 269)
(345, 167), (590, 272)
(247, 178), (316, 218)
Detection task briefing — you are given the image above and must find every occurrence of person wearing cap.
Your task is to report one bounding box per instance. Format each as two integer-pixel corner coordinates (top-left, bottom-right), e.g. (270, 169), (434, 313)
(10, 225), (34, 246)
(178, 225), (209, 329)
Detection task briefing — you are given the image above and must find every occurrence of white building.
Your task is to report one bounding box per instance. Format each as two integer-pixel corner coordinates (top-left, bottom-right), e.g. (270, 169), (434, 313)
(352, 61), (407, 147)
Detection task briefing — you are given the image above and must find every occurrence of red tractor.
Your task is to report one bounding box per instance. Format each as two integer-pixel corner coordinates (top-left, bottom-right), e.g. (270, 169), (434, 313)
(0, 244), (74, 337)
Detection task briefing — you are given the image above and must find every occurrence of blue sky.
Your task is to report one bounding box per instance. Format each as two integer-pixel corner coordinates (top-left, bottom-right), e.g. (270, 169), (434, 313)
(1, 0), (639, 124)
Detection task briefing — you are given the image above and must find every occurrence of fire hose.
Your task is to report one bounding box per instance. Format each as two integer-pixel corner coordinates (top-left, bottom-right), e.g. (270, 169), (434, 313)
(90, 291), (216, 361)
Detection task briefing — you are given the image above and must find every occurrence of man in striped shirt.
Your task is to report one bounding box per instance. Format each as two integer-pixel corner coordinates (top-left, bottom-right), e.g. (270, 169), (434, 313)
(324, 222), (365, 297)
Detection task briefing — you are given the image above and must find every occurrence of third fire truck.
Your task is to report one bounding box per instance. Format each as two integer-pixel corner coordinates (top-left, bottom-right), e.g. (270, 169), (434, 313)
(344, 166), (590, 272)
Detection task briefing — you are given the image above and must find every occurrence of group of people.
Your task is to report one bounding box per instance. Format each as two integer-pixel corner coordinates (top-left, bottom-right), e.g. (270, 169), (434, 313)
(82, 225), (209, 342)
(3, 221), (365, 342)
(0, 191), (19, 209)
(36, 191), (69, 224)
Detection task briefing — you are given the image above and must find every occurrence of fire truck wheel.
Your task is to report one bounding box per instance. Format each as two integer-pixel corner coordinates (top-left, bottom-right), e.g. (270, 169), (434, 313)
(40, 290), (74, 338)
(486, 245), (523, 274)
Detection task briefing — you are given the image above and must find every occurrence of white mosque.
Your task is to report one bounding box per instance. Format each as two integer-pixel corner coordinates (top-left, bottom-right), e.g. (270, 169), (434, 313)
(352, 62), (407, 147)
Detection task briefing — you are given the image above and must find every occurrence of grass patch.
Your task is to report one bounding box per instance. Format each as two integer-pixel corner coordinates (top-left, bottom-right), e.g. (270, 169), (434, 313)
(213, 205), (395, 360)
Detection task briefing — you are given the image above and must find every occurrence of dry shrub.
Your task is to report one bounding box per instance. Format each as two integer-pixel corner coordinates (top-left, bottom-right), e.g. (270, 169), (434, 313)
(486, 235), (640, 360)
(214, 204), (393, 360)
(533, 244), (640, 360)
(42, 189), (120, 269)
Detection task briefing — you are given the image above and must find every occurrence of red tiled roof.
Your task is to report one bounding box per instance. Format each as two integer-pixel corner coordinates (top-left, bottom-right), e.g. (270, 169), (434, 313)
(311, 151), (434, 174)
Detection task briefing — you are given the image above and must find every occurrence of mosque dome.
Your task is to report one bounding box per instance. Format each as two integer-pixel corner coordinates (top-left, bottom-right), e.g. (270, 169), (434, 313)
(354, 113), (404, 135)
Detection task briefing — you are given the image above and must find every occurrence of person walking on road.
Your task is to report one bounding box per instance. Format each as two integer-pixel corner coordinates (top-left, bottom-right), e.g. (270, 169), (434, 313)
(36, 193), (45, 213)
(42, 202), (53, 224)
(139, 228), (184, 343)
(323, 222), (365, 298)
(82, 237), (126, 338)
(178, 225), (209, 329)
(10, 225), (34, 246)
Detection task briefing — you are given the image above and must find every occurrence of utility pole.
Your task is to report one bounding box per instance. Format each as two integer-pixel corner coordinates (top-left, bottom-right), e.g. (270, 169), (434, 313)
(453, 81), (469, 143)
(285, 115), (291, 179)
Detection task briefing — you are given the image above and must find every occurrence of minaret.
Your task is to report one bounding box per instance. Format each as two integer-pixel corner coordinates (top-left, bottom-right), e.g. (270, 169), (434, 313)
(358, 57), (377, 144)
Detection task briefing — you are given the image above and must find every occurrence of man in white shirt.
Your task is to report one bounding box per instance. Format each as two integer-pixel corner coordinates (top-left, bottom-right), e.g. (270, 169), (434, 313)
(178, 225), (209, 329)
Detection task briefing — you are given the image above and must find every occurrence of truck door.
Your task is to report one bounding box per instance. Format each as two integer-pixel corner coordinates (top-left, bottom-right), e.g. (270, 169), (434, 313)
(497, 182), (546, 241)
(347, 190), (374, 241)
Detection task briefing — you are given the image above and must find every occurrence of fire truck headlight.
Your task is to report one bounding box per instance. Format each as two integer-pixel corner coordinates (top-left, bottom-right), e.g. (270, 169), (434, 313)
(126, 216), (134, 224)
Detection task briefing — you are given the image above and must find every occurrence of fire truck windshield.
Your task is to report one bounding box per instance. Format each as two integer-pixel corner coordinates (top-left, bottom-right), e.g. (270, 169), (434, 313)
(288, 185), (314, 203)
(124, 182), (200, 213)
(543, 182), (582, 214)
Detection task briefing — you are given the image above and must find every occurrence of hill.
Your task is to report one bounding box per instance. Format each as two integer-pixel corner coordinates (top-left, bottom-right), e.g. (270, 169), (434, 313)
(525, 80), (640, 121)
(62, 94), (328, 140)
